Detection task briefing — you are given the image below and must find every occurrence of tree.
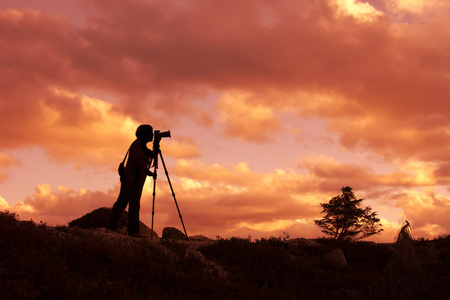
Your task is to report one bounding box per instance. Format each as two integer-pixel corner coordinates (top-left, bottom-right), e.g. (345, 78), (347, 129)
(314, 186), (383, 240)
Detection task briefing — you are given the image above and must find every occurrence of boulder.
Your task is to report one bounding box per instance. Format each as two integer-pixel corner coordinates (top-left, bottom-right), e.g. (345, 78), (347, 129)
(189, 235), (213, 242)
(139, 225), (160, 240)
(69, 207), (119, 228)
(162, 227), (187, 240)
(324, 248), (347, 266)
(69, 207), (159, 239)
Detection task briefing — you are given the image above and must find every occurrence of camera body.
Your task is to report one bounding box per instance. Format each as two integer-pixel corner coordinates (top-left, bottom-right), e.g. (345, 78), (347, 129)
(154, 130), (171, 140)
(153, 130), (171, 149)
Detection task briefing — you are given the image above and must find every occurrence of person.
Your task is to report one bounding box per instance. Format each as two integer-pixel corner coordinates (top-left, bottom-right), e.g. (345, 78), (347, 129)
(107, 124), (156, 237)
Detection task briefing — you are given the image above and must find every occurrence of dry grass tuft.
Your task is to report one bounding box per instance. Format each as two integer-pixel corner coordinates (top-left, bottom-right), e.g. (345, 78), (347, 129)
(379, 221), (423, 299)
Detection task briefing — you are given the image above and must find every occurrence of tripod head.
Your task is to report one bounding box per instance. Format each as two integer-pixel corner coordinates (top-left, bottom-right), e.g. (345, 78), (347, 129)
(153, 130), (171, 151)
(151, 130), (170, 170)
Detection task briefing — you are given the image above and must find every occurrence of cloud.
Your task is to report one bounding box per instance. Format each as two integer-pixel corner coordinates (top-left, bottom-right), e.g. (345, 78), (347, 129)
(3, 161), (325, 239)
(336, 0), (384, 22)
(4, 156), (448, 241)
(370, 217), (404, 243)
(6, 183), (118, 225)
(147, 159), (352, 238)
(216, 92), (280, 142)
(0, 195), (9, 210)
(2, 1), (450, 155)
(0, 153), (21, 183)
(160, 138), (201, 159)
(0, 86), (141, 168)
(298, 155), (439, 191)
(0, 1), (392, 94)
(394, 189), (450, 238)
(384, 0), (450, 17)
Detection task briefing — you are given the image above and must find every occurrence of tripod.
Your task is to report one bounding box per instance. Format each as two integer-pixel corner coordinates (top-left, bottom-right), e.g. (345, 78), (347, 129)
(148, 146), (188, 241)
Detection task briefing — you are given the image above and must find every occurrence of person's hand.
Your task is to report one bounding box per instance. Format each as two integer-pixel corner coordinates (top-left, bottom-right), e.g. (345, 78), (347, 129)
(147, 170), (156, 179)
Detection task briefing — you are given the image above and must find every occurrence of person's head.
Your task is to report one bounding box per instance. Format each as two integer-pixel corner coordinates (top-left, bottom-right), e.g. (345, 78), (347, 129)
(135, 124), (153, 142)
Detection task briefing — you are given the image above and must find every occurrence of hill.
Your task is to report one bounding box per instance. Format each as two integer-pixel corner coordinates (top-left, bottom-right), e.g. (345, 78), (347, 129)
(1, 211), (449, 299)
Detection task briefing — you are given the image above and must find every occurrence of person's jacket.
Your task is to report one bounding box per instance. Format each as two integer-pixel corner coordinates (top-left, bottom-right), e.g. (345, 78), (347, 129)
(123, 139), (155, 185)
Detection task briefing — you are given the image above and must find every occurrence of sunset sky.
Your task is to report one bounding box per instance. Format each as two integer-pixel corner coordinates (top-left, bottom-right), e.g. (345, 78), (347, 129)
(1, 0), (449, 242)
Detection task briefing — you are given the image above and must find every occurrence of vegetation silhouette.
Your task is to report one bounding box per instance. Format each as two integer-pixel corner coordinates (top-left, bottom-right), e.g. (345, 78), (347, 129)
(1, 211), (448, 299)
(315, 186), (383, 240)
(378, 221), (427, 299)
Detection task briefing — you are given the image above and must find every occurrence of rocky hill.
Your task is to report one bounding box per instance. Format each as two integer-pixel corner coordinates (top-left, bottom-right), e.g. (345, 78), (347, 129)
(1, 210), (448, 299)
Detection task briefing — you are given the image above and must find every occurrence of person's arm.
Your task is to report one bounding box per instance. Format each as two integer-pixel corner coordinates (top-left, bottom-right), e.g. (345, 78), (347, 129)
(138, 140), (157, 178)
(141, 141), (156, 159)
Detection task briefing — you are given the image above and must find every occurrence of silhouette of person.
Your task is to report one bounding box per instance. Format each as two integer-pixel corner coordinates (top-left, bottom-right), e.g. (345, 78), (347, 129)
(107, 124), (156, 237)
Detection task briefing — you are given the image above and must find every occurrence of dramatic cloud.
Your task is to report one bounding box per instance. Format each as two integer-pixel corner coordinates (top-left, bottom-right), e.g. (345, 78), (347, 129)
(4, 160), (326, 238)
(5, 184), (118, 225)
(337, 0), (383, 21)
(216, 92), (280, 142)
(299, 156), (439, 189)
(0, 195), (9, 211)
(2, 0), (450, 151)
(394, 189), (450, 237)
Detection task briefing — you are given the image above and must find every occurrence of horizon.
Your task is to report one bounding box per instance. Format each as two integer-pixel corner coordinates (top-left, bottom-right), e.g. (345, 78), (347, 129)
(1, 0), (450, 243)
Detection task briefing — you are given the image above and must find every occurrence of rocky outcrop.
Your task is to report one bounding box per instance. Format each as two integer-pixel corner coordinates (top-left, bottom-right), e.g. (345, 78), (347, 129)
(189, 235), (213, 242)
(324, 248), (347, 266)
(162, 227), (187, 240)
(69, 207), (159, 239)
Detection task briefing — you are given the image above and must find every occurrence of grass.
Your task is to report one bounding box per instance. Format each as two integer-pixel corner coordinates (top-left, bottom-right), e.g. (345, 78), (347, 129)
(1, 211), (449, 299)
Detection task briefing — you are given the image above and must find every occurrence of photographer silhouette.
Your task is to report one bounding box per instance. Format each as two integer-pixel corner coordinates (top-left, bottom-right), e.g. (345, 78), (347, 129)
(107, 124), (156, 237)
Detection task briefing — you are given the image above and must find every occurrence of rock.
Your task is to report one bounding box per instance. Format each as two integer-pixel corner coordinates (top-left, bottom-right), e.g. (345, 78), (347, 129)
(69, 207), (118, 228)
(324, 248), (347, 266)
(162, 227), (187, 240)
(189, 235), (213, 242)
(139, 225), (160, 241)
(69, 207), (159, 239)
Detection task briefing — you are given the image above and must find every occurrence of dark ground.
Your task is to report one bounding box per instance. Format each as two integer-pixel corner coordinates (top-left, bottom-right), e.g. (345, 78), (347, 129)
(1, 211), (449, 299)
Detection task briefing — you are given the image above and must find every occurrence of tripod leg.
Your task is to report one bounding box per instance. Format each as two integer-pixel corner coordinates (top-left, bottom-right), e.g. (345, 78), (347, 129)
(150, 165), (157, 241)
(158, 151), (189, 241)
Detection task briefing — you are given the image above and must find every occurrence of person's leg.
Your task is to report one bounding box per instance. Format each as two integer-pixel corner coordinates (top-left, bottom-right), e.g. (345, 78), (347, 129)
(127, 184), (144, 234)
(107, 180), (136, 230)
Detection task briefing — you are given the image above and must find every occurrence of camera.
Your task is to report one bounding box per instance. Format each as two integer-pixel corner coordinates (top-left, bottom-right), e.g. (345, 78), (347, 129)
(153, 130), (171, 149)
(154, 130), (171, 140)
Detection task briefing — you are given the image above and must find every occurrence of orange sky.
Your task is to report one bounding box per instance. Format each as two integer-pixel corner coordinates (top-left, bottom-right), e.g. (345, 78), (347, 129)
(1, 0), (449, 242)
